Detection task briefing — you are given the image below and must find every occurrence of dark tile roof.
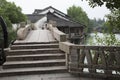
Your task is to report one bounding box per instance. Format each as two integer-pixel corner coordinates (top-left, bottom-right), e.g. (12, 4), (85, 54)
(33, 6), (67, 16)
(47, 12), (84, 27)
(26, 6), (86, 28)
(33, 9), (43, 14)
(26, 14), (45, 23)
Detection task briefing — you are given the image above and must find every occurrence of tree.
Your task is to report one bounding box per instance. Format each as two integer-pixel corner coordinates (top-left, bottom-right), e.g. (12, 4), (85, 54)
(0, 0), (27, 44)
(105, 9), (120, 33)
(0, 0), (26, 23)
(83, 0), (120, 33)
(84, 0), (120, 9)
(67, 5), (89, 26)
(88, 18), (106, 32)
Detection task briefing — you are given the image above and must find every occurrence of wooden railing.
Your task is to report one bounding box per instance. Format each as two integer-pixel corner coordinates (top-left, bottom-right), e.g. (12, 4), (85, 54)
(59, 42), (120, 79)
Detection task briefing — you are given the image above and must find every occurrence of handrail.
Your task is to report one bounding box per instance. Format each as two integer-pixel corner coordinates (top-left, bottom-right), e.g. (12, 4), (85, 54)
(48, 24), (67, 42)
(59, 42), (120, 79)
(0, 16), (8, 48)
(0, 16), (8, 65)
(17, 23), (32, 40)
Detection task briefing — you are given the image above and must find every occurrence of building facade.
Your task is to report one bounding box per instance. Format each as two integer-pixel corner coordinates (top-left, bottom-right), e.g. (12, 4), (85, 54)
(26, 6), (86, 44)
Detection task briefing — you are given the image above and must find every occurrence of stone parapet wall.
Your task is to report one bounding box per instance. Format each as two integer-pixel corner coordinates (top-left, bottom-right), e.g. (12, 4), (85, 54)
(59, 42), (74, 54)
(17, 24), (32, 40)
(48, 24), (67, 42)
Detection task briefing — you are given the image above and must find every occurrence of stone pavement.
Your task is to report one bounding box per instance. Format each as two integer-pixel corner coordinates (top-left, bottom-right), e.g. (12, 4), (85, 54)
(15, 29), (56, 44)
(0, 73), (103, 80)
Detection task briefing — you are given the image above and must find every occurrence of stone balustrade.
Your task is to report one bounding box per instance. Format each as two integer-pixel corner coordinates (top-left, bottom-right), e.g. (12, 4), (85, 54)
(59, 42), (74, 54)
(17, 23), (32, 40)
(48, 24), (67, 42)
(59, 41), (120, 78)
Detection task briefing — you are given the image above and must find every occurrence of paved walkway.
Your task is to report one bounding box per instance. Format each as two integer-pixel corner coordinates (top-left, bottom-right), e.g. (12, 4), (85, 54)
(15, 29), (56, 44)
(0, 73), (103, 80)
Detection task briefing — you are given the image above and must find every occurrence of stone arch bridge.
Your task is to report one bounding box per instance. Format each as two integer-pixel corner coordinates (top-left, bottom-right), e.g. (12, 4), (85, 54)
(0, 22), (120, 80)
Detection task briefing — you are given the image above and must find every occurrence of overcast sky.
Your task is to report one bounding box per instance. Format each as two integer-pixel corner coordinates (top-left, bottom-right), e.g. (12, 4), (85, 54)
(7, 0), (110, 19)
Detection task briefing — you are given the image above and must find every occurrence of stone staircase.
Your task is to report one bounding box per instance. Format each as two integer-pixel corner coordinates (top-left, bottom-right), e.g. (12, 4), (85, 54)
(0, 42), (67, 76)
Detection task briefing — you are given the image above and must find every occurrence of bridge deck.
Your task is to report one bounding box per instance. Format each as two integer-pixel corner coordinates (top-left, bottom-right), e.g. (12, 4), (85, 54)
(15, 29), (56, 44)
(2, 29), (107, 80)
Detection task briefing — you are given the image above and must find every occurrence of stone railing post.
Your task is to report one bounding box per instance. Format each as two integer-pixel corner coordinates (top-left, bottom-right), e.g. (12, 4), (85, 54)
(59, 42), (74, 68)
(17, 23), (32, 40)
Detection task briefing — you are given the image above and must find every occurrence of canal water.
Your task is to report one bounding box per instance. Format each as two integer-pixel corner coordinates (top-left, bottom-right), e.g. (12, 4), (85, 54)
(86, 32), (120, 46)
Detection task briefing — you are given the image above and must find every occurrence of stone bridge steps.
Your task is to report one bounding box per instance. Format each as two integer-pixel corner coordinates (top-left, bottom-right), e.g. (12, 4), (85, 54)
(0, 42), (67, 76)
(13, 41), (58, 45)
(0, 66), (67, 77)
(6, 53), (65, 61)
(3, 59), (66, 69)
(7, 48), (62, 56)
(11, 43), (59, 50)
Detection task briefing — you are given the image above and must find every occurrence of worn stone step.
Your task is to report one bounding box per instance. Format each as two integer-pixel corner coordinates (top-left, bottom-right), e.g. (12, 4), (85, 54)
(3, 59), (66, 69)
(6, 53), (65, 61)
(7, 48), (62, 56)
(0, 66), (67, 77)
(11, 44), (59, 50)
(13, 41), (58, 45)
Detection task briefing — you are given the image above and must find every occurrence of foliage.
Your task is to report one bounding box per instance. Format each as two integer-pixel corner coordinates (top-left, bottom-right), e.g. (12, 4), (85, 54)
(0, 25), (3, 47)
(105, 9), (120, 33)
(0, 0), (26, 23)
(82, 0), (120, 33)
(96, 33), (118, 46)
(88, 33), (120, 46)
(0, 0), (27, 45)
(84, 0), (120, 9)
(88, 18), (106, 32)
(67, 5), (89, 26)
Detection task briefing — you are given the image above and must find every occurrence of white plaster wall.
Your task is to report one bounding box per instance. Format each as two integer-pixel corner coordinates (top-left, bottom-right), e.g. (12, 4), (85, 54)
(34, 16), (47, 29)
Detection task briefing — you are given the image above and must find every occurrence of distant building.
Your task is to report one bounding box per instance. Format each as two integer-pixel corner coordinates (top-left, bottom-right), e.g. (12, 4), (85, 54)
(26, 6), (86, 44)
